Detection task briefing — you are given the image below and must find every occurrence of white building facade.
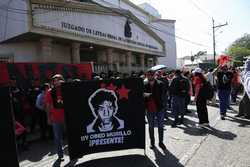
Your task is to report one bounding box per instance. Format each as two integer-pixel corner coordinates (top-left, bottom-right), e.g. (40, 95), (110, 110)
(0, 0), (177, 72)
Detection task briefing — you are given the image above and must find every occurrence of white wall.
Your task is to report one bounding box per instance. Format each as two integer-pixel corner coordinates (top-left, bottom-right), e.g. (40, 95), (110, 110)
(0, 0), (29, 42)
(32, 5), (163, 53)
(0, 42), (38, 62)
(0, 42), (71, 63)
(92, 0), (150, 23)
(51, 44), (71, 63)
(93, 0), (177, 68)
(151, 21), (177, 69)
(138, 3), (161, 18)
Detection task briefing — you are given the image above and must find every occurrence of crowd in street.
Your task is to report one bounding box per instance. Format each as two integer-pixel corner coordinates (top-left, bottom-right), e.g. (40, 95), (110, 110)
(11, 59), (250, 162)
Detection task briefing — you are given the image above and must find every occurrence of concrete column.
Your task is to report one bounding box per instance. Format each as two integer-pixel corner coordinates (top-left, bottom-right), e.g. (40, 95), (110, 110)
(107, 48), (114, 71)
(71, 42), (80, 64)
(140, 54), (145, 71)
(40, 38), (52, 62)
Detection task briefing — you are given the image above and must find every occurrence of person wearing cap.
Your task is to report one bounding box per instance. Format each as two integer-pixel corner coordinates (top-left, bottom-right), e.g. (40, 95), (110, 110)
(214, 65), (233, 120)
(45, 74), (65, 161)
(144, 70), (166, 150)
(206, 68), (217, 105)
(193, 68), (209, 126)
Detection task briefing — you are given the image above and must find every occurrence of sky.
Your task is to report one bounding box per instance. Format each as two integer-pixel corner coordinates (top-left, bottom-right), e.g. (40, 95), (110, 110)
(131, 0), (250, 58)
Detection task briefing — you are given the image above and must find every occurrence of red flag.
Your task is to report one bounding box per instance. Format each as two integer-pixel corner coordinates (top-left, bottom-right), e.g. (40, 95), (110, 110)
(0, 63), (10, 86)
(217, 55), (232, 65)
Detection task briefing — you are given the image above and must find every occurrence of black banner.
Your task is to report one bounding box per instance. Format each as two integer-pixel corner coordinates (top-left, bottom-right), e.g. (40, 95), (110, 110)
(0, 87), (19, 167)
(62, 78), (145, 160)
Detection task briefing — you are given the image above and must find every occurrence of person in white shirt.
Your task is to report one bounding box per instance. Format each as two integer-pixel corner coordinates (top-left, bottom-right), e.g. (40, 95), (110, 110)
(206, 68), (216, 105)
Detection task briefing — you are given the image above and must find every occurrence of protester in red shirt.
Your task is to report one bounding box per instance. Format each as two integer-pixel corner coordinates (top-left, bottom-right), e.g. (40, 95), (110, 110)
(193, 68), (209, 127)
(45, 74), (65, 161)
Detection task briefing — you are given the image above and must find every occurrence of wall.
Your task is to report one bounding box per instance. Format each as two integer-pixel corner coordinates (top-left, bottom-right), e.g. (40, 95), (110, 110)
(32, 4), (163, 54)
(151, 21), (177, 69)
(92, 0), (177, 68)
(0, 0), (29, 42)
(0, 42), (38, 62)
(138, 3), (161, 18)
(51, 43), (71, 63)
(92, 0), (150, 23)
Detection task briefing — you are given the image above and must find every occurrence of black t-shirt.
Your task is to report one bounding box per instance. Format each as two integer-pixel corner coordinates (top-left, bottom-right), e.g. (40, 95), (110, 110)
(217, 71), (233, 90)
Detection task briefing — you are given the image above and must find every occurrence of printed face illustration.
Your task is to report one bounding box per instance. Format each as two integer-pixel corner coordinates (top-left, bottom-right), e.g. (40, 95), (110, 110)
(97, 100), (114, 126)
(87, 88), (124, 133)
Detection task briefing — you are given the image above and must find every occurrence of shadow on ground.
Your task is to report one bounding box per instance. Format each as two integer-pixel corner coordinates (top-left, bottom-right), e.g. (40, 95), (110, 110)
(179, 124), (237, 141)
(227, 115), (250, 127)
(74, 155), (156, 167)
(18, 140), (56, 162)
(153, 148), (184, 167)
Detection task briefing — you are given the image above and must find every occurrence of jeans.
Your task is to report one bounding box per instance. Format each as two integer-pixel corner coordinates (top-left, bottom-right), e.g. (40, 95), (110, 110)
(146, 110), (165, 144)
(171, 95), (185, 123)
(218, 89), (231, 115)
(52, 123), (64, 158)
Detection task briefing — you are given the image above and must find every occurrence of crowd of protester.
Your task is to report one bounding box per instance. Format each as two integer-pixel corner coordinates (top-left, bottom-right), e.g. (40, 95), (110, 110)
(10, 60), (250, 161)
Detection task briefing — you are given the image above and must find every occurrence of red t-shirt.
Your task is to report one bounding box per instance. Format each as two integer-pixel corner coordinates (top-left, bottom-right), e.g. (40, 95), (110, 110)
(146, 97), (157, 112)
(15, 121), (26, 136)
(193, 76), (203, 98)
(45, 87), (64, 123)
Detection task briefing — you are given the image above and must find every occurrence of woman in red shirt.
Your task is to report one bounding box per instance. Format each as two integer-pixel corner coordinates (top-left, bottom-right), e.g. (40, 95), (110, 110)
(193, 68), (209, 126)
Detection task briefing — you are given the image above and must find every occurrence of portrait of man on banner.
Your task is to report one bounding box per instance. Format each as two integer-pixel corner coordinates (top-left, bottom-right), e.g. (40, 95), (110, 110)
(87, 88), (124, 133)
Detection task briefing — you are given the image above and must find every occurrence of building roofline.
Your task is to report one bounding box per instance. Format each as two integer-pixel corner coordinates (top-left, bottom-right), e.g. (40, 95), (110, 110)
(121, 0), (158, 19)
(151, 19), (176, 23)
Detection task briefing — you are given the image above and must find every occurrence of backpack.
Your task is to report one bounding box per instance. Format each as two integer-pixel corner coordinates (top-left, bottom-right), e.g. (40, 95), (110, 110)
(177, 77), (189, 97)
(200, 81), (214, 100)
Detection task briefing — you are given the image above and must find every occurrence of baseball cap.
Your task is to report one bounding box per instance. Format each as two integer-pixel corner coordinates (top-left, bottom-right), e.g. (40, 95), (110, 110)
(52, 74), (64, 81)
(192, 67), (202, 74)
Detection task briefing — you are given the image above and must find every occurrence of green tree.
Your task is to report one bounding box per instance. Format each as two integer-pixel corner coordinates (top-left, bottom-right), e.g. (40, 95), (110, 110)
(226, 34), (250, 66)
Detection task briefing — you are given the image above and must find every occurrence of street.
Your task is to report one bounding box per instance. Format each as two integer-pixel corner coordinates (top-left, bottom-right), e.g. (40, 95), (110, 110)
(19, 102), (250, 167)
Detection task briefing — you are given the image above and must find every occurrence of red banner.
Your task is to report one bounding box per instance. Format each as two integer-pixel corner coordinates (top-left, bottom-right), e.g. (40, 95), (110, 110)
(0, 63), (92, 87)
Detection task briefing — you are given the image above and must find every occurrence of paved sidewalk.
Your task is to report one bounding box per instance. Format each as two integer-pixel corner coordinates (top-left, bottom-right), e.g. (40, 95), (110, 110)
(19, 103), (243, 167)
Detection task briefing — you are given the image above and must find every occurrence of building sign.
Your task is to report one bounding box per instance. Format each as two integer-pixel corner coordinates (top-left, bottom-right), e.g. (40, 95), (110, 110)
(32, 4), (164, 53)
(62, 78), (145, 160)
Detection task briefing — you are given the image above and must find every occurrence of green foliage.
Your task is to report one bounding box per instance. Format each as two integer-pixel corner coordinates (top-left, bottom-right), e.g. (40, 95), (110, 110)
(226, 34), (250, 66)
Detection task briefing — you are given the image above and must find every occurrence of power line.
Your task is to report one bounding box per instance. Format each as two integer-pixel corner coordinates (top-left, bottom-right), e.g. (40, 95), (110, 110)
(148, 24), (210, 47)
(0, 0), (209, 47)
(93, 1), (210, 47)
(187, 0), (212, 19)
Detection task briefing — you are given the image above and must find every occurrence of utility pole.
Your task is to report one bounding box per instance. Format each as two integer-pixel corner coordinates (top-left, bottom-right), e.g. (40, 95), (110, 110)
(212, 18), (228, 66)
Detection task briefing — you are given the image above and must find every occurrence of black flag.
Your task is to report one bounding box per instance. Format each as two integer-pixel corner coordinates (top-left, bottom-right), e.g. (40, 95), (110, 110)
(62, 78), (145, 160)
